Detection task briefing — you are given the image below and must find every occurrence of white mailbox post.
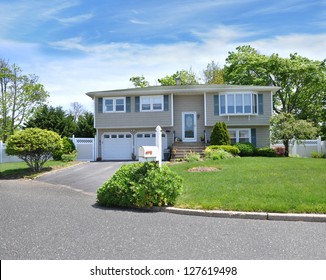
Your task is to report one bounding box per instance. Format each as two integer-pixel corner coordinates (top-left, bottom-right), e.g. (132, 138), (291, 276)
(155, 125), (162, 168)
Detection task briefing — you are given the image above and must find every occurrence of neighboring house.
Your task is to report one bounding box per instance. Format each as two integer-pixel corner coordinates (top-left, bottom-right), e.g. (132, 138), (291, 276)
(86, 84), (280, 160)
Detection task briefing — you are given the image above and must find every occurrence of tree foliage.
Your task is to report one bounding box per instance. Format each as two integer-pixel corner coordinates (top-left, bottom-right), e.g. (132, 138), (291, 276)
(203, 60), (224, 84)
(158, 69), (200, 86)
(6, 128), (62, 172)
(24, 105), (76, 137)
(0, 59), (48, 141)
(129, 75), (149, 87)
(210, 122), (231, 145)
(270, 113), (317, 156)
(74, 111), (96, 137)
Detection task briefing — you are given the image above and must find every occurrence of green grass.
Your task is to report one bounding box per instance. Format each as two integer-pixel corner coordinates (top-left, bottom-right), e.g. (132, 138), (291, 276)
(169, 157), (326, 213)
(0, 160), (79, 179)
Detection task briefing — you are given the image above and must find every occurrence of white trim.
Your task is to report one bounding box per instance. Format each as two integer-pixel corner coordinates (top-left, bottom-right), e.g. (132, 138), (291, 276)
(140, 95), (163, 112)
(204, 92), (207, 126)
(103, 97), (126, 113)
(228, 128), (251, 144)
(219, 92), (258, 116)
(182, 112), (197, 142)
(171, 93), (174, 127)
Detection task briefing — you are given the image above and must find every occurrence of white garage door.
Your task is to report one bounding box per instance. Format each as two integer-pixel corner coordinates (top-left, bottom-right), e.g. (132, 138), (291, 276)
(135, 132), (167, 158)
(102, 133), (132, 160)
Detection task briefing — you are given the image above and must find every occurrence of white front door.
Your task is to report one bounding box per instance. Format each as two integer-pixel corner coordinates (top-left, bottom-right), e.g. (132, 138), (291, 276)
(182, 112), (197, 142)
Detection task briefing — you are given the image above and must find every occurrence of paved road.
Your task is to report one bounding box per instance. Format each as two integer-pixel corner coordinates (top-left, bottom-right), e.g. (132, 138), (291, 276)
(0, 179), (325, 260)
(36, 161), (127, 194)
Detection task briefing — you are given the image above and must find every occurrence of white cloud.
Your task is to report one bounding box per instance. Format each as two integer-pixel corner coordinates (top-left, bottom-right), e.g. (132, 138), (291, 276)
(2, 25), (326, 113)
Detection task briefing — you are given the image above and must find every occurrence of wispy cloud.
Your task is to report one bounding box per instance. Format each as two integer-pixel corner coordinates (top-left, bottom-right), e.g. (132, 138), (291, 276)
(55, 13), (94, 25)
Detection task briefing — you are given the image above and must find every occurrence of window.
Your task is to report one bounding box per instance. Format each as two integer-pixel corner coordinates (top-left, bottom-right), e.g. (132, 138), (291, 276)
(220, 93), (257, 115)
(104, 97), (126, 112)
(140, 96), (163, 111)
(228, 129), (251, 144)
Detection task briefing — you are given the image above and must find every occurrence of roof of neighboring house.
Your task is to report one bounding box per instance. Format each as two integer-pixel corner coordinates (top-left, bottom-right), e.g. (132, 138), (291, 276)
(86, 84), (281, 98)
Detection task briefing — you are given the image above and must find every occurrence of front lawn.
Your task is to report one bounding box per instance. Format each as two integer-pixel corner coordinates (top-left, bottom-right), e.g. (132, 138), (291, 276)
(0, 161), (79, 179)
(169, 157), (326, 213)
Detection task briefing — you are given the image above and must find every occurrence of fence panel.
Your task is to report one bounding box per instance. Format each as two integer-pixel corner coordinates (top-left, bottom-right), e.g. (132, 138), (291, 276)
(71, 137), (95, 161)
(0, 141), (24, 163)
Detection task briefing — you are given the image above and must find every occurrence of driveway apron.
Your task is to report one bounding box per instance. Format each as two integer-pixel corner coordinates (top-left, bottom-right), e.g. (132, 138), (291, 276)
(36, 161), (127, 193)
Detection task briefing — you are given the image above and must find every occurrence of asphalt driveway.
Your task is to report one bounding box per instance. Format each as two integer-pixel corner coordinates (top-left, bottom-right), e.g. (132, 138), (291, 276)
(36, 161), (128, 194)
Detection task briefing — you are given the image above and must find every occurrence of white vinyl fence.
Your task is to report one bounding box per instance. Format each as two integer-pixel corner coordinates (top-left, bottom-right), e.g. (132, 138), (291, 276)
(1, 137), (96, 163)
(272, 136), (326, 158)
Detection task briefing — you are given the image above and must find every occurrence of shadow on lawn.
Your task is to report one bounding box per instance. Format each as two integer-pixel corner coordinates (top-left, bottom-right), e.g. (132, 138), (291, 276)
(0, 167), (52, 180)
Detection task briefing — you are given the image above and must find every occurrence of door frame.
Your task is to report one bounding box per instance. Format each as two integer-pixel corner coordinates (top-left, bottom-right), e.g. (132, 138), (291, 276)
(182, 112), (197, 142)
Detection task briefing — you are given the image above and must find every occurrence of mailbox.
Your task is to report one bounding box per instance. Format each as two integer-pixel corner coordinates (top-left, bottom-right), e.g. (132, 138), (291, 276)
(138, 146), (159, 162)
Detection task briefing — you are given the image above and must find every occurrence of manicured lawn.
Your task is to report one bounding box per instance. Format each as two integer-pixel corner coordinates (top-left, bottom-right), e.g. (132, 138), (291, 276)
(169, 157), (326, 213)
(0, 161), (79, 179)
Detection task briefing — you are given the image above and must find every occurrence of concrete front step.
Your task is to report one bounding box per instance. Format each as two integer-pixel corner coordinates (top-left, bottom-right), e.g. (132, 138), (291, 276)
(171, 142), (206, 159)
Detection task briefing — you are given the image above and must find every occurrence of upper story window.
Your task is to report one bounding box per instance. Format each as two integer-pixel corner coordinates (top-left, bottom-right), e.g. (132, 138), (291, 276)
(220, 93), (257, 115)
(104, 97), (126, 113)
(140, 95), (163, 112)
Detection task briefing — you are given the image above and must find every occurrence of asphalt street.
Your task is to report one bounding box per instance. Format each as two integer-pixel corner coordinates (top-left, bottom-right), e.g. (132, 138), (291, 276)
(0, 179), (325, 260)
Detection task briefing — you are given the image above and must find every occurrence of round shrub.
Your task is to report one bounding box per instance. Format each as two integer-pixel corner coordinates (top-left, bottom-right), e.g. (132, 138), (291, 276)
(97, 162), (183, 208)
(234, 142), (256, 156)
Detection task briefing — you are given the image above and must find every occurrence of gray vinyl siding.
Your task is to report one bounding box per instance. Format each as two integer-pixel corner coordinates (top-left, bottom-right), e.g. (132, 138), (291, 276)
(173, 95), (205, 142)
(206, 91), (272, 126)
(205, 126), (270, 148)
(95, 96), (172, 128)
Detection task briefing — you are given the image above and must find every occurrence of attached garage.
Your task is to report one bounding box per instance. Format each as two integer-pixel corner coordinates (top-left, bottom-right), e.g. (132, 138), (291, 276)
(102, 133), (133, 160)
(135, 132), (167, 158)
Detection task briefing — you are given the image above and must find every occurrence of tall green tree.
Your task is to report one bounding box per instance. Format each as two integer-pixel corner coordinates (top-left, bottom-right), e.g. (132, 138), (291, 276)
(224, 46), (326, 129)
(0, 59), (48, 141)
(24, 105), (76, 137)
(158, 69), (200, 86)
(74, 112), (96, 137)
(203, 60), (224, 84)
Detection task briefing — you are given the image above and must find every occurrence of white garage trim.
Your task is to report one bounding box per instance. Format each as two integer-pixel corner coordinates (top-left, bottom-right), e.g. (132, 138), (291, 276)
(102, 133), (133, 160)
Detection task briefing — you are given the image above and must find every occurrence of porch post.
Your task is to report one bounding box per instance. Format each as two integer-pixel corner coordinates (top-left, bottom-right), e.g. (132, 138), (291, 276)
(155, 125), (162, 168)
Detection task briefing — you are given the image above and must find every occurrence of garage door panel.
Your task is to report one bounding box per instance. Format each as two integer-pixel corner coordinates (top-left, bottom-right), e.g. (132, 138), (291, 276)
(102, 133), (132, 160)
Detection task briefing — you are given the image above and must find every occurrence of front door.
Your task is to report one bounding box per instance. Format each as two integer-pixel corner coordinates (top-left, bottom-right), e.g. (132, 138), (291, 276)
(182, 112), (197, 142)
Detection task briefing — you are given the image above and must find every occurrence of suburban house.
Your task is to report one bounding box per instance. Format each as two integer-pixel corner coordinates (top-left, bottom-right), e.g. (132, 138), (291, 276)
(86, 84), (280, 160)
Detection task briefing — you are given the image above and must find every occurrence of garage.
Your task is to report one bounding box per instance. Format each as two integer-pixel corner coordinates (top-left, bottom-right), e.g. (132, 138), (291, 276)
(135, 132), (167, 158)
(102, 133), (133, 160)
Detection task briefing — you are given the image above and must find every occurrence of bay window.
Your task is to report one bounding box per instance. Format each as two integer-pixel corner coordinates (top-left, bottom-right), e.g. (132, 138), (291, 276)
(220, 93), (258, 115)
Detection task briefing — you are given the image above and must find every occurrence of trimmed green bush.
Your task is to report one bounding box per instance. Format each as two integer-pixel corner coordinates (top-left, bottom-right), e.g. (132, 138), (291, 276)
(61, 150), (78, 162)
(255, 147), (277, 157)
(97, 162), (183, 208)
(53, 137), (76, 161)
(234, 142), (256, 157)
(207, 145), (240, 156)
(210, 122), (231, 145)
(185, 151), (201, 162)
(204, 148), (234, 160)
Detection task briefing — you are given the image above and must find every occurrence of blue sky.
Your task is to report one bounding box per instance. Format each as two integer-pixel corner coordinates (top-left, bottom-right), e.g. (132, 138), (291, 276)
(1, 0), (326, 111)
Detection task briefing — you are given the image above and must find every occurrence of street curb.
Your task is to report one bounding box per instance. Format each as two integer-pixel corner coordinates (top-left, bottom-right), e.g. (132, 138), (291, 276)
(149, 206), (326, 223)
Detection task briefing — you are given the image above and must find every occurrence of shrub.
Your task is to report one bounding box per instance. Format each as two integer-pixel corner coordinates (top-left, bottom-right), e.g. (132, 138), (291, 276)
(61, 150), (78, 162)
(311, 151), (325, 158)
(207, 145), (240, 156)
(204, 148), (234, 160)
(273, 146), (285, 157)
(234, 142), (256, 157)
(185, 151), (201, 162)
(255, 147), (277, 157)
(53, 137), (76, 160)
(5, 128), (62, 172)
(97, 162), (183, 208)
(210, 122), (231, 145)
